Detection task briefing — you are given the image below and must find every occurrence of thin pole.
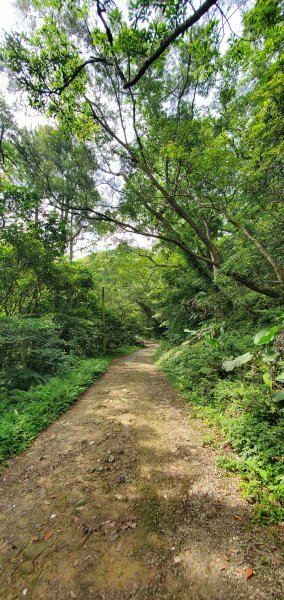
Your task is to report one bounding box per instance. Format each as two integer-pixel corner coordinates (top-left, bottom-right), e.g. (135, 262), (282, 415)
(102, 286), (107, 356)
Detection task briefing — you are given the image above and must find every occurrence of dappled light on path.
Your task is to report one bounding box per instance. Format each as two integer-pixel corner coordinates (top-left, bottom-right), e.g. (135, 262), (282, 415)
(0, 344), (282, 599)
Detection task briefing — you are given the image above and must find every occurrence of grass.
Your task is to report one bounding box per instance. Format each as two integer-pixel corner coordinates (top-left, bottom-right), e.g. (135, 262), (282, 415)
(0, 357), (110, 462)
(110, 344), (142, 356)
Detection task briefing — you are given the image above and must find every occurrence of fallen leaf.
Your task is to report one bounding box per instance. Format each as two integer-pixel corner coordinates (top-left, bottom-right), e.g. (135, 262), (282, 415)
(44, 530), (53, 540)
(30, 535), (39, 542)
(245, 567), (254, 579)
(234, 514), (243, 522)
(220, 565), (227, 571)
(0, 542), (7, 552)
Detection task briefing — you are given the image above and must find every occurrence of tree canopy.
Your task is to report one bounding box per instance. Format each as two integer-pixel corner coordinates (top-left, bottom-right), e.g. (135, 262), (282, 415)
(1, 0), (283, 299)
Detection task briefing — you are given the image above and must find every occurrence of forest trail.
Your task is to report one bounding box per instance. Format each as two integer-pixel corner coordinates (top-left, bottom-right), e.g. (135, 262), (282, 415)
(0, 344), (283, 600)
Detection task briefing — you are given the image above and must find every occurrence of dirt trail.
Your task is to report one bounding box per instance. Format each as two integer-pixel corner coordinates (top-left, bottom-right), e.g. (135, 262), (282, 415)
(0, 344), (283, 600)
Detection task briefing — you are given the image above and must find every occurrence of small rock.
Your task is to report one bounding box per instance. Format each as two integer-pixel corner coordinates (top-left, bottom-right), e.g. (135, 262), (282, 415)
(73, 560), (79, 567)
(76, 498), (88, 507)
(89, 441), (95, 446)
(23, 590), (28, 597)
(113, 448), (124, 455)
(108, 533), (119, 542)
(174, 556), (181, 564)
(70, 592), (77, 599)
(115, 494), (128, 502)
(39, 488), (47, 500)
(19, 561), (35, 575)
(117, 475), (126, 484)
(23, 542), (47, 561)
(108, 455), (115, 463)
(50, 514), (56, 519)
(28, 448), (42, 459)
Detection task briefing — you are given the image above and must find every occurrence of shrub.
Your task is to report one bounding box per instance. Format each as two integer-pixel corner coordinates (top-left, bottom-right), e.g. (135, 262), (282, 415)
(156, 326), (284, 524)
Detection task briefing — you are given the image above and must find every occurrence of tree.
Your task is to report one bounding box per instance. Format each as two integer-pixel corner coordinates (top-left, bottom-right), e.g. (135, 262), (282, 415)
(1, 0), (283, 301)
(0, 103), (101, 260)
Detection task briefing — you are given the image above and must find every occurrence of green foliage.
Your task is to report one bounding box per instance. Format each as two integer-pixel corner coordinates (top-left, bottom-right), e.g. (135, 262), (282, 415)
(2, 0), (284, 302)
(222, 352), (253, 372)
(254, 327), (278, 346)
(0, 317), (72, 389)
(157, 323), (284, 524)
(0, 357), (110, 462)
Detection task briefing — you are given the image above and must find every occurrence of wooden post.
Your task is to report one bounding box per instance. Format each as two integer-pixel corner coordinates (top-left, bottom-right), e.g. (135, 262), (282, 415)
(102, 286), (107, 356)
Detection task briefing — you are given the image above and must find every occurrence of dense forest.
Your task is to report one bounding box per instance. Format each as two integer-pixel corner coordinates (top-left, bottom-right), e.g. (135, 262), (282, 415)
(0, 0), (283, 528)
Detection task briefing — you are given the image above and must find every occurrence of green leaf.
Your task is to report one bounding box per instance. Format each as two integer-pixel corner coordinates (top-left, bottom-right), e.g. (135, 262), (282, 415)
(262, 352), (279, 363)
(274, 390), (284, 402)
(222, 352), (253, 372)
(275, 373), (284, 383)
(253, 326), (278, 345)
(206, 337), (218, 347)
(263, 372), (272, 389)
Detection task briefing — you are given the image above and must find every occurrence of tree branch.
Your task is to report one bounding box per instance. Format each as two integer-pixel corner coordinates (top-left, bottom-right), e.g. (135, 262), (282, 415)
(124, 0), (217, 88)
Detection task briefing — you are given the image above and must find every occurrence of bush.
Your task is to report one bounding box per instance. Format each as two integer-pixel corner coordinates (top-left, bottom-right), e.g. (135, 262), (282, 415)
(156, 327), (284, 524)
(0, 317), (70, 389)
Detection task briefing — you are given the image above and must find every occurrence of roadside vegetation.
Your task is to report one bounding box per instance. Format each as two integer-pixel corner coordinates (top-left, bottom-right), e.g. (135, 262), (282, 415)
(155, 319), (284, 524)
(0, 0), (283, 524)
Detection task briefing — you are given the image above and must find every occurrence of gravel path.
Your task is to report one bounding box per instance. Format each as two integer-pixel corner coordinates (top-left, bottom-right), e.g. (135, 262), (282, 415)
(0, 343), (283, 600)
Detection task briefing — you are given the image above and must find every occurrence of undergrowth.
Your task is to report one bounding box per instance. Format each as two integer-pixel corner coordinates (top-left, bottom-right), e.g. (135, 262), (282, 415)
(155, 330), (284, 525)
(110, 344), (142, 356)
(0, 356), (111, 463)
(0, 345), (142, 464)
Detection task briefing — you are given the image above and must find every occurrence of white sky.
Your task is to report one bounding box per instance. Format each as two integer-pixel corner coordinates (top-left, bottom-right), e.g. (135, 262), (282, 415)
(1, 0), (48, 127)
(1, 0), (18, 33)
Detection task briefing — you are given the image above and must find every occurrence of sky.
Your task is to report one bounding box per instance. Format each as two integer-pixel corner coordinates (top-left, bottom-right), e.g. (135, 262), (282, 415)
(1, 0), (18, 32)
(1, 0), (48, 128)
